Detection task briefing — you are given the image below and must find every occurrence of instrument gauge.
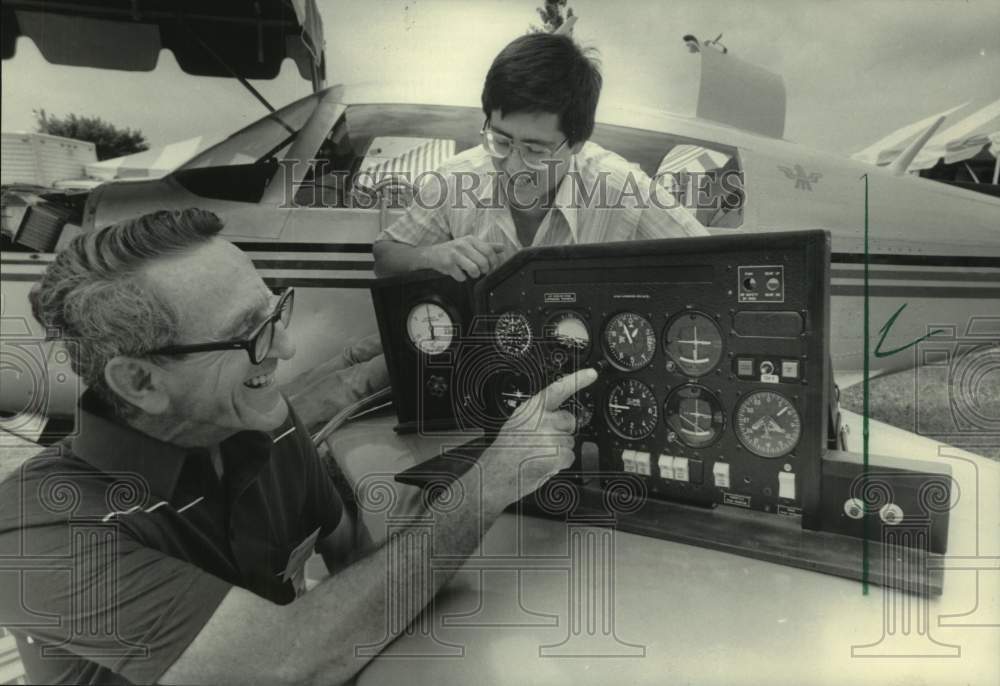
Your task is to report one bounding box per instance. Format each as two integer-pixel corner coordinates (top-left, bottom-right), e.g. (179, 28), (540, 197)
(497, 372), (534, 418)
(544, 311), (591, 368)
(495, 312), (533, 357)
(664, 385), (726, 448)
(734, 390), (802, 458)
(663, 312), (723, 377)
(406, 302), (455, 355)
(603, 312), (656, 371)
(605, 378), (659, 440)
(545, 311), (591, 351)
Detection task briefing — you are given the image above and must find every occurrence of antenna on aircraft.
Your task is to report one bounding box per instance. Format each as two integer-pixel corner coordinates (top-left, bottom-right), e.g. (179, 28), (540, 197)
(683, 33), (728, 54)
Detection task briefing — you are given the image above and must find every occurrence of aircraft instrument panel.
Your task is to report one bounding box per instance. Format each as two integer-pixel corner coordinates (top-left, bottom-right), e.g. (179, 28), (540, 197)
(471, 230), (831, 519)
(375, 230), (955, 591)
(374, 231), (831, 520)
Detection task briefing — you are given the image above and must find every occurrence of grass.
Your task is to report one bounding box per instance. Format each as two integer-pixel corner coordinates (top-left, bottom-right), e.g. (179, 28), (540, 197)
(840, 346), (1000, 460)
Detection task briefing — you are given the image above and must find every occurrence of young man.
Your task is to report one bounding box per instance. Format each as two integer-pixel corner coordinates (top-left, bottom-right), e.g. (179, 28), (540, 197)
(0, 209), (595, 685)
(373, 32), (707, 281)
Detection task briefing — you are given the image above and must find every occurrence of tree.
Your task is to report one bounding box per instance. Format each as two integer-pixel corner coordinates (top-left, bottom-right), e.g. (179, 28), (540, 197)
(529, 0), (576, 35)
(34, 110), (149, 160)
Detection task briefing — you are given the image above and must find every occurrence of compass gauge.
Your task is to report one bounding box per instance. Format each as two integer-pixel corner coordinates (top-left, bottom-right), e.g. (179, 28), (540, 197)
(734, 390), (802, 458)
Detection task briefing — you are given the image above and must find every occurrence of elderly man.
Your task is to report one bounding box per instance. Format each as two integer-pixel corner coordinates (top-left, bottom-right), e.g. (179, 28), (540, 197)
(373, 32), (707, 281)
(0, 208), (595, 685)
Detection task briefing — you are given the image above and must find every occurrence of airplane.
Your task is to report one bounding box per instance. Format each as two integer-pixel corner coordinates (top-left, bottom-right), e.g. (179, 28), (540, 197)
(1, 1), (998, 448)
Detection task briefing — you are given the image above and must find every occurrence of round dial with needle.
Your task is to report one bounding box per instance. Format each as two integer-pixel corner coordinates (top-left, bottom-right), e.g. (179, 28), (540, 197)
(664, 384), (725, 448)
(603, 312), (656, 371)
(495, 312), (533, 357)
(663, 312), (723, 377)
(605, 378), (658, 440)
(406, 302), (454, 355)
(734, 390), (802, 458)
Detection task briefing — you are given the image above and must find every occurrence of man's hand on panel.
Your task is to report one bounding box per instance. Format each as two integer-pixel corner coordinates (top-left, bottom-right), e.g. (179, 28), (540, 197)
(481, 367), (598, 509)
(421, 236), (506, 281)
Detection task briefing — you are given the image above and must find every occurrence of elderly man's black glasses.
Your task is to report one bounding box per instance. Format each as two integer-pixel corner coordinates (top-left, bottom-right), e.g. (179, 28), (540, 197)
(148, 288), (294, 365)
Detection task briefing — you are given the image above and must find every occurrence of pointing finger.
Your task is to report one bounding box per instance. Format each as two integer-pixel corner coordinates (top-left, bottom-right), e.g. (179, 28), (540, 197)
(543, 368), (598, 412)
(550, 409), (577, 433)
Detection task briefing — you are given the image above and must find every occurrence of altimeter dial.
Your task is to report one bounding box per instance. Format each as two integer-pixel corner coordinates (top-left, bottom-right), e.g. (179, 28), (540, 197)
(603, 312), (656, 371)
(605, 378), (658, 440)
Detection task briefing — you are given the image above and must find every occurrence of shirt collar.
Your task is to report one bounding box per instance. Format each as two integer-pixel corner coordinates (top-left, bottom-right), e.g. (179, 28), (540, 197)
(474, 147), (581, 245)
(72, 391), (191, 499)
(549, 153), (580, 243)
(71, 391), (281, 500)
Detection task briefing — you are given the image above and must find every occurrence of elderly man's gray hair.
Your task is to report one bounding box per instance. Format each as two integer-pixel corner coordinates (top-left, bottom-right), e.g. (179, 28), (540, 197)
(30, 208), (225, 417)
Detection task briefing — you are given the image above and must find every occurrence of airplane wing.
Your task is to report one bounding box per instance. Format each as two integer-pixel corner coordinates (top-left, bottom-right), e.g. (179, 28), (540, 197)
(0, 0), (326, 89)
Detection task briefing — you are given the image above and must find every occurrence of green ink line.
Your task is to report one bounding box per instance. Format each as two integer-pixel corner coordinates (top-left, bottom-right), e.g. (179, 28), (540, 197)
(862, 173), (870, 595)
(874, 303), (945, 358)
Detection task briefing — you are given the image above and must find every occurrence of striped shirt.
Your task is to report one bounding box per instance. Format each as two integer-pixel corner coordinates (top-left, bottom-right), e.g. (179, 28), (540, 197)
(374, 142), (707, 261)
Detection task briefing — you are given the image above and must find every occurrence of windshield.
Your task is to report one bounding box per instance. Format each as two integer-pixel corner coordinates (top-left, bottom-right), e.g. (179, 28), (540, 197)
(179, 90), (324, 170)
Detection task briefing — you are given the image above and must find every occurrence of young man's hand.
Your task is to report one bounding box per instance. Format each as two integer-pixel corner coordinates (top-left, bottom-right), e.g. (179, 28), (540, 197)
(420, 236), (506, 281)
(479, 367), (598, 512)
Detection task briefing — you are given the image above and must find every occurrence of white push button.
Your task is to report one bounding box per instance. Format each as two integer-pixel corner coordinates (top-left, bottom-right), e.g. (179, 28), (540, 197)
(622, 450), (636, 473)
(658, 454), (674, 480)
(781, 360), (800, 379)
(633, 451), (652, 476)
(778, 471), (796, 500)
(673, 457), (689, 482)
(713, 462), (730, 488)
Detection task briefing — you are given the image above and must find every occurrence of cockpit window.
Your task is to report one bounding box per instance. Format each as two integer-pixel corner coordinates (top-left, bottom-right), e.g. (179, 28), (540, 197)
(180, 92), (321, 170)
(291, 104), (479, 209)
(655, 144), (744, 229)
(172, 91), (324, 203)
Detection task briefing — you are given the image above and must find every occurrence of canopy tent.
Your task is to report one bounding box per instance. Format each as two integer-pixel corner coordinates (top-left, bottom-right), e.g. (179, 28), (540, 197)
(1, 0), (325, 89)
(852, 98), (1000, 178)
(84, 135), (221, 180)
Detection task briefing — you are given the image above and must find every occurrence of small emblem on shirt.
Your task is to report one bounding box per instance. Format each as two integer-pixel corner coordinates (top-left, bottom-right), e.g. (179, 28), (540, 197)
(278, 527), (321, 597)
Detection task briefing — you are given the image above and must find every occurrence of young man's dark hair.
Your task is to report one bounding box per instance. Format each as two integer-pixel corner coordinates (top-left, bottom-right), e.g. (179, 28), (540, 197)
(481, 32), (602, 145)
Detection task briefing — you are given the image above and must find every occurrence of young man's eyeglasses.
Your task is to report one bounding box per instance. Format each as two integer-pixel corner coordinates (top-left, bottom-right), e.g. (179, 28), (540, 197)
(147, 288), (295, 365)
(480, 118), (569, 170)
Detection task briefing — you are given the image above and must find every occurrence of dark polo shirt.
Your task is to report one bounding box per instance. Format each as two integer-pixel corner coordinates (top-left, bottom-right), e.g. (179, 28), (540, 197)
(0, 392), (343, 685)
